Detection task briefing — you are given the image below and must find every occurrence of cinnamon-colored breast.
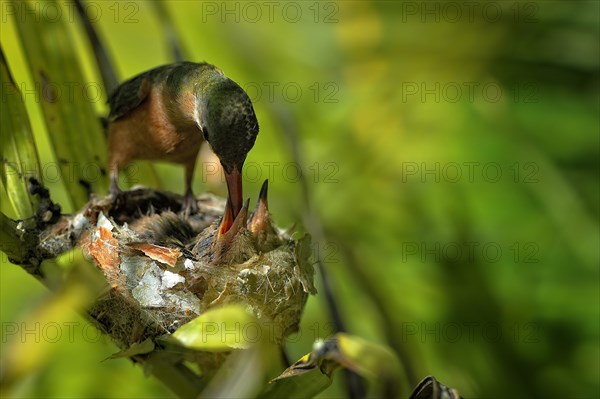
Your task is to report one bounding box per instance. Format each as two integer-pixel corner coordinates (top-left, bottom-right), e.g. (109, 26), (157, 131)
(108, 84), (204, 172)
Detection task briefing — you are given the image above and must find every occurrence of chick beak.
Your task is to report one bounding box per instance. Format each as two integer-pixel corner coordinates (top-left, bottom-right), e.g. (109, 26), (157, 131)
(219, 196), (235, 235)
(224, 165), (243, 219)
(247, 179), (270, 236)
(218, 197), (249, 240)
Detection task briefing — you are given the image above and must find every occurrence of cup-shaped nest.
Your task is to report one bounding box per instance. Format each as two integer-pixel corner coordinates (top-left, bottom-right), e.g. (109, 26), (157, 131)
(81, 185), (316, 352)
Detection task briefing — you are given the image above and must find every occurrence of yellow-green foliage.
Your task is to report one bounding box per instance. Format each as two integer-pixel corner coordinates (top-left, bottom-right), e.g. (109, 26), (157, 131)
(1, 1), (598, 398)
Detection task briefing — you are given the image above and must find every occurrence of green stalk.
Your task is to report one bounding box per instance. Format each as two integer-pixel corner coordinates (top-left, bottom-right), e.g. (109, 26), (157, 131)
(0, 46), (42, 218)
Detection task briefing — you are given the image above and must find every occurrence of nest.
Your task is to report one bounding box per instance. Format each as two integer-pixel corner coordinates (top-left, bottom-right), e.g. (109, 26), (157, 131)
(76, 188), (316, 352)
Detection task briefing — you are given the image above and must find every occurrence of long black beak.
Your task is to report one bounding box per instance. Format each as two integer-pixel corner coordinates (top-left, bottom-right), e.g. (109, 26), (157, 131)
(222, 165), (242, 233)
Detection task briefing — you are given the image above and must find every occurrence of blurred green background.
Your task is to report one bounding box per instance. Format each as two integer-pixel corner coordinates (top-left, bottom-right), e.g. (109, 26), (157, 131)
(1, 0), (598, 398)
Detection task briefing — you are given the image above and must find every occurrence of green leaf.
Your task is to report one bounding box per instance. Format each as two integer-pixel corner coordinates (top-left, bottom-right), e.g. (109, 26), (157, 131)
(104, 338), (155, 360)
(259, 365), (332, 399)
(198, 345), (266, 399)
(71, 0), (160, 193)
(268, 333), (402, 398)
(10, 0), (109, 210)
(0, 46), (42, 218)
(172, 304), (258, 351)
(335, 332), (402, 379)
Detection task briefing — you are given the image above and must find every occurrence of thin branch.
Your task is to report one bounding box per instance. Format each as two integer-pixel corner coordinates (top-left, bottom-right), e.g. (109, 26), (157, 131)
(0, 212), (35, 268)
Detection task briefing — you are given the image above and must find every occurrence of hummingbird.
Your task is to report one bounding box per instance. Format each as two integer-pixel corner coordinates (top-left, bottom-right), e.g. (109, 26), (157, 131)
(106, 62), (258, 232)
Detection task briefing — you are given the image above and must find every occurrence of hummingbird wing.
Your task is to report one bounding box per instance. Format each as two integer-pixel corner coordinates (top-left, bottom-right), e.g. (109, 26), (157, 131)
(107, 62), (216, 122)
(107, 72), (153, 122)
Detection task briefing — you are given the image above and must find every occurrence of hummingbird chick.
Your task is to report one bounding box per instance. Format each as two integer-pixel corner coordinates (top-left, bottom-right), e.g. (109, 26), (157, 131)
(192, 179), (282, 265)
(106, 62), (259, 227)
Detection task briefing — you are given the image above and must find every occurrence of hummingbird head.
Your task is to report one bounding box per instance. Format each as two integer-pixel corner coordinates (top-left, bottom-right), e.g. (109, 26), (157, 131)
(197, 78), (258, 231)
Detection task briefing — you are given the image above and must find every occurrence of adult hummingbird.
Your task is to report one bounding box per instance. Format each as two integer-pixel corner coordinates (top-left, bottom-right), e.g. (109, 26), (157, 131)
(106, 62), (258, 232)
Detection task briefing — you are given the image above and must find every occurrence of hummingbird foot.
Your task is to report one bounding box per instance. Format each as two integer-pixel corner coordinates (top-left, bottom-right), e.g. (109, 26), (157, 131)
(109, 169), (123, 195)
(109, 176), (126, 210)
(182, 189), (198, 218)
